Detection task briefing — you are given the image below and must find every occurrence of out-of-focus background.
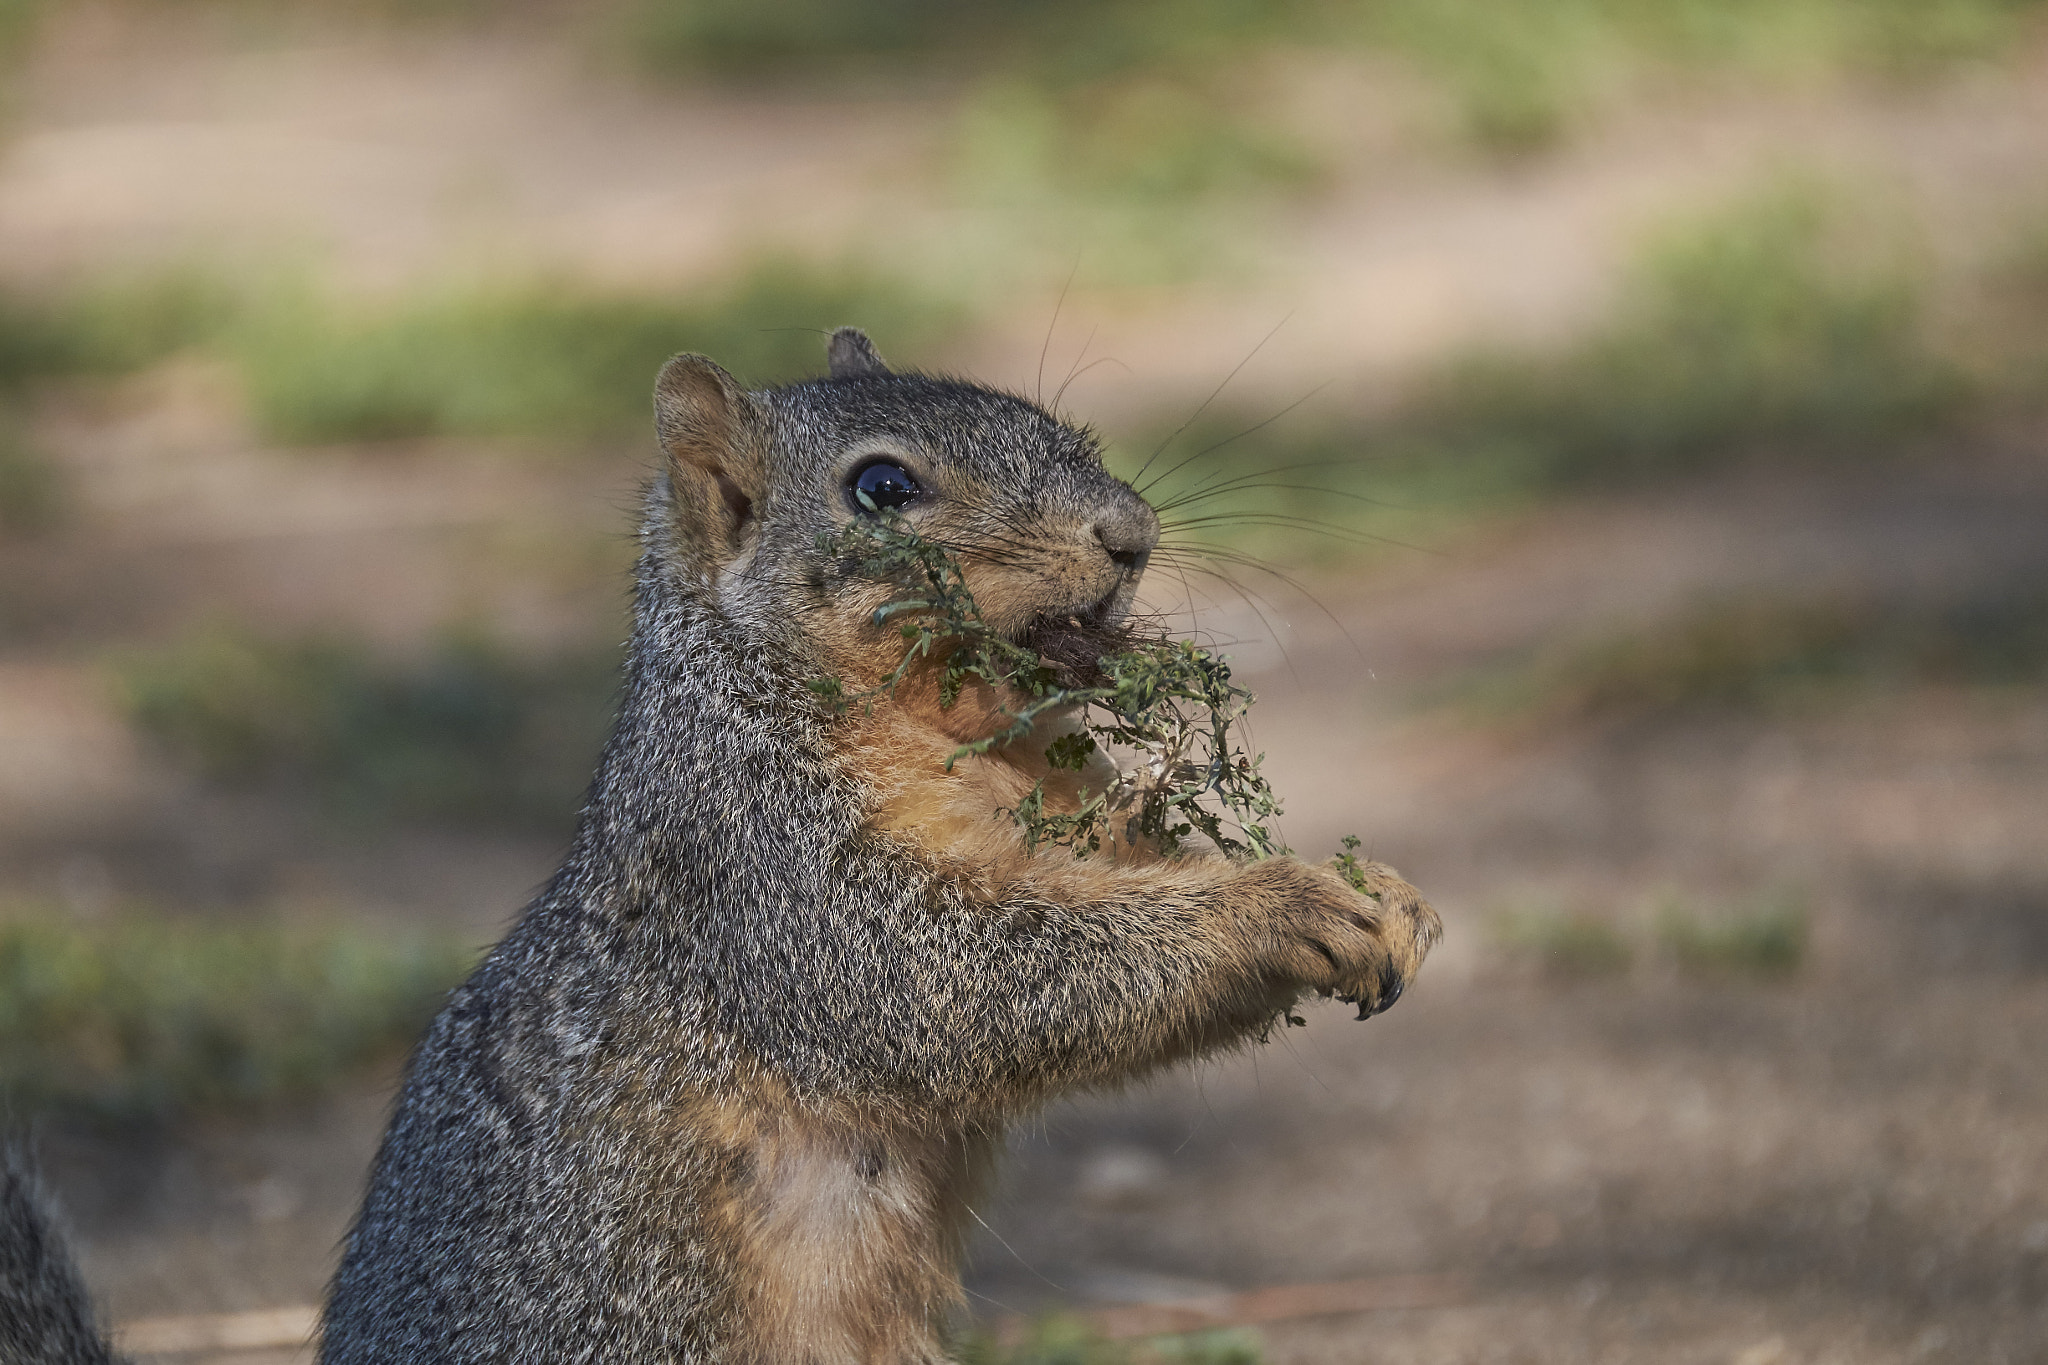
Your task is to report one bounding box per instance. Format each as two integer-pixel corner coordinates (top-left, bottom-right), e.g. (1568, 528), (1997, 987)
(2, 2), (2046, 1362)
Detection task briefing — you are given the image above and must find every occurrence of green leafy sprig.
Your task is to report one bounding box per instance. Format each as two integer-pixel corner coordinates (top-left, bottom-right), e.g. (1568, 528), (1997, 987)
(814, 509), (1306, 861)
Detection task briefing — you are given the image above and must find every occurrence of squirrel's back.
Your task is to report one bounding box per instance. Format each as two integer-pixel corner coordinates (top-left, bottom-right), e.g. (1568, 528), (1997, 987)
(1, 1145), (119, 1365)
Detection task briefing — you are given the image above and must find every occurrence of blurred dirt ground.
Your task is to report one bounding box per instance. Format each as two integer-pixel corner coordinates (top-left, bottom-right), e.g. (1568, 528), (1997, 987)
(3, 9), (2046, 1365)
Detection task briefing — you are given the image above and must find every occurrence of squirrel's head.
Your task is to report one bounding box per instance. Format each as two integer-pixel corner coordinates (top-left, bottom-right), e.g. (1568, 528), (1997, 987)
(650, 329), (1159, 711)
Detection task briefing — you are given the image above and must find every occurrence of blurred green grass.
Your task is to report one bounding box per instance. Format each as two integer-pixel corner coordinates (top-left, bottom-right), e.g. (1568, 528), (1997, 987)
(1350, 0), (2048, 151)
(0, 909), (475, 1121)
(115, 624), (618, 830)
(0, 0), (35, 66)
(625, 0), (2048, 85)
(626, 0), (2048, 153)
(27, 0), (1999, 170)
(1135, 180), (1994, 564)
(625, 0), (1300, 80)
(1490, 891), (1809, 979)
(1437, 583), (2048, 727)
(0, 178), (2040, 559)
(237, 263), (957, 445)
(0, 268), (240, 386)
(947, 74), (1321, 286)
(1655, 891), (1808, 977)
(0, 260), (956, 447)
(1490, 907), (1635, 977)
(1410, 182), (1958, 484)
(0, 270), (261, 527)
(618, 0), (2048, 280)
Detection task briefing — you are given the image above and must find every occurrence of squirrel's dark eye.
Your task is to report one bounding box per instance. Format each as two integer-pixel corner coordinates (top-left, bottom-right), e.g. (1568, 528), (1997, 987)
(850, 461), (920, 513)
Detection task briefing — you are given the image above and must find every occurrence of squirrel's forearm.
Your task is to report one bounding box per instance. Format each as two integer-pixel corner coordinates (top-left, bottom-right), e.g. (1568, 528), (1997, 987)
(711, 847), (1315, 1113)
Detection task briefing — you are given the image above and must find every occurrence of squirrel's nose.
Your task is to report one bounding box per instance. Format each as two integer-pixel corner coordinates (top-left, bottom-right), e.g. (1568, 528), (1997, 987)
(1091, 504), (1158, 575)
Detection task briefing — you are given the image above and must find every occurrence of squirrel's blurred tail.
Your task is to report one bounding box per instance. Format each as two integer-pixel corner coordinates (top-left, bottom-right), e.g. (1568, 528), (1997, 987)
(0, 1142), (119, 1365)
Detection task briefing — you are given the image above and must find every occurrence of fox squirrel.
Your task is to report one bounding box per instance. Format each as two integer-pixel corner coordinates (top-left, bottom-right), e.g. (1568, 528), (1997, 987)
(0, 330), (1438, 1364)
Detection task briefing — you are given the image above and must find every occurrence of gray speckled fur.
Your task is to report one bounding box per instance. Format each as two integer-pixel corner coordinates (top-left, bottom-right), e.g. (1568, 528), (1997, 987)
(0, 1144), (119, 1365)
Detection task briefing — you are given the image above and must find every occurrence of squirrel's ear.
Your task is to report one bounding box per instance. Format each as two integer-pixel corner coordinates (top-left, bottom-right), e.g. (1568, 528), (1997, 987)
(826, 327), (889, 379)
(654, 354), (765, 570)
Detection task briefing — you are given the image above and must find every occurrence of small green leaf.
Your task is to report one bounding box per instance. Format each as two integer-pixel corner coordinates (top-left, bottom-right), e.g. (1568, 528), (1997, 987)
(1044, 732), (1097, 771)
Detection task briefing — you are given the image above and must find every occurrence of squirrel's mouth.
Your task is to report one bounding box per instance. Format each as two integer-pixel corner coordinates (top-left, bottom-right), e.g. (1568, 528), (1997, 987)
(1015, 604), (1142, 688)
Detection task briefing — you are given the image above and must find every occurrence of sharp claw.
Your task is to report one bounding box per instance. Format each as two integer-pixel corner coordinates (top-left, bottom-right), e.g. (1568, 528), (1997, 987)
(1368, 963), (1406, 1016)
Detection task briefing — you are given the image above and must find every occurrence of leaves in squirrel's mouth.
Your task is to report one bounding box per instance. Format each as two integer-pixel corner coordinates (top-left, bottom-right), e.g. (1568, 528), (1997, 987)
(814, 510), (1286, 860)
(1014, 610), (1139, 688)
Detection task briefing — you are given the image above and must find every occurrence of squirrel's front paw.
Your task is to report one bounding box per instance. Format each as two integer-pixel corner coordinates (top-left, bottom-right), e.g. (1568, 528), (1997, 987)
(1328, 858), (1441, 1018)
(1252, 860), (1441, 1019)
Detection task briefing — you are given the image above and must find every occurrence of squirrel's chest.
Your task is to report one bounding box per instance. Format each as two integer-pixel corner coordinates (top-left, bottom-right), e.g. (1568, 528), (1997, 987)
(837, 711), (1159, 878)
(735, 1117), (988, 1364)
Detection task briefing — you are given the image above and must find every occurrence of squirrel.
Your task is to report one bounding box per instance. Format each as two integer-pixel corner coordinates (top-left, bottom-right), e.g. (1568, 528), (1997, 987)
(0, 1147), (117, 1365)
(0, 330), (1439, 1364)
